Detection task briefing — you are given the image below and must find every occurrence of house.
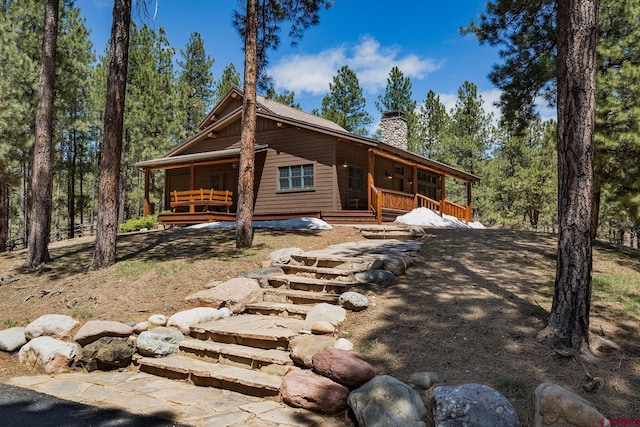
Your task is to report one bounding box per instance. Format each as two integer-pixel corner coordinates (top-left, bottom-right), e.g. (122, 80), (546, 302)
(135, 87), (480, 225)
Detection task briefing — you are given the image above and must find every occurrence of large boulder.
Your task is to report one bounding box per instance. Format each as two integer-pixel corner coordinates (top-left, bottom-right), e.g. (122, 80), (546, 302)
(289, 334), (336, 368)
(136, 327), (184, 357)
(18, 336), (79, 374)
(382, 255), (409, 276)
(304, 303), (346, 330)
(25, 314), (78, 340)
(0, 327), (27, 352)
(338, 292), (369, 311)
(73, 320), (133, 346)
(354, 270), (398, 286)
(167, 307), (222, 334)
(348, 375), (426, 427)
(312, 348), (375, 388)
(533, 382), (609, 427)
(77, 336), (135, 371)
(433, 383), (519, 427)
(281, 369), (349, 414)
(185, 277), (263, 313)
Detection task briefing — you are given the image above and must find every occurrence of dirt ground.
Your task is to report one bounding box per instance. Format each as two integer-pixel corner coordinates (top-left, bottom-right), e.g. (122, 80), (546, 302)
(1, 226), (638, 424)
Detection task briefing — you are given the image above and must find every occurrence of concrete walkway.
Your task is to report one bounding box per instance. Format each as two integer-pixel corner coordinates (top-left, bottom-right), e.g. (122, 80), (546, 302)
(8, 371), (344, 427)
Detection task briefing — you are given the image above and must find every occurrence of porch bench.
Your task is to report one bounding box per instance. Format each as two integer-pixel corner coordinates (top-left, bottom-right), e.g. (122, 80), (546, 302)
(170, 189), (233, 213)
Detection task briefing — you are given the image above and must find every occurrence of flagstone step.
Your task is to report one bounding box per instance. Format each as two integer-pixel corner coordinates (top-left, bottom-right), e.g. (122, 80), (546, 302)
(272, 264), (359, 281)
(263, 288), (340, 305)
(267, 274), (350, 294)
(191, 314), (304, 350)
(288, 253), (382, 271)
(137, 354), (282, 398)
(180, 338), (294, 376)
(244, 301), (311, 319)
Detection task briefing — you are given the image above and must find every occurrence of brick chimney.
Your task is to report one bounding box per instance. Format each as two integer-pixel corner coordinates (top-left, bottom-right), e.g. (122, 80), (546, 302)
(380, 111), (407, 151)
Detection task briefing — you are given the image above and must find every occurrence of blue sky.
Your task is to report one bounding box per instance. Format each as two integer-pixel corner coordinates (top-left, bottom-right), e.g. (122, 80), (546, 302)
(79, 1), (554, 130)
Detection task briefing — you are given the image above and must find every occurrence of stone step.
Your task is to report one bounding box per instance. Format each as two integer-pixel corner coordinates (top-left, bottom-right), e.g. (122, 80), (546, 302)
(267, 274), (350, 294)
(272, 264), (358, 281)
(137, 354), (282, 398)
(244, 301), (311, 319)
(263, 288), (340, 305)
(191, 314), (304, 350)
(288, 253), (381, 271)
(180, 338), (294, 376)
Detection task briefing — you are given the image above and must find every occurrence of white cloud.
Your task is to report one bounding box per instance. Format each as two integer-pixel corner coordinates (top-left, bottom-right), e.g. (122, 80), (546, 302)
(269, 35), (440, 95)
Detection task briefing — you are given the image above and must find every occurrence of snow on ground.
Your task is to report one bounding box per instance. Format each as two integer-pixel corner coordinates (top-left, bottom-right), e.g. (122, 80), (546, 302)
(188, 217), (333, 230)
(395, 207), (485, 229)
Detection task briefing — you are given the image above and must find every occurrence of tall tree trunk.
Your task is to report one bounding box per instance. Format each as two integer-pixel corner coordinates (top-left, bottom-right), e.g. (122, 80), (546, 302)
(23, 0), (59, 268)
(90, 0), (132, 270)
(18, 158), (27, 247)
(236, 0), (258, 249)
(541, 0), (598, 354)
(0, 179), (8, 252)
(590, 178), (601, 240)
(68, 126), (77, 238)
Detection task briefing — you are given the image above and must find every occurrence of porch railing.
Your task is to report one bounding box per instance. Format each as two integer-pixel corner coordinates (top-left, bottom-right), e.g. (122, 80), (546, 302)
(415, 194), (440, 212)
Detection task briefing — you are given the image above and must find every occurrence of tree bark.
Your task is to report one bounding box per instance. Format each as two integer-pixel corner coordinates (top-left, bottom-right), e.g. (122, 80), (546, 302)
(0, 179), (8, 252)
(90, 0), (132, 270)
(23, 0), (59, 268)
(541, 0), (598, 354)
(236, 0), (258, 249)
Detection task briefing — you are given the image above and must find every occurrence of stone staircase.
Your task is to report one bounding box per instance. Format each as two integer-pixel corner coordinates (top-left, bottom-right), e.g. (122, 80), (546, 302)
(135, 250), (381, 400)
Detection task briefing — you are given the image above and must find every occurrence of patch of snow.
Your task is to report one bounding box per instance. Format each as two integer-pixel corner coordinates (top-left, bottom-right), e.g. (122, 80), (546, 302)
(188, 217), (332, 230)
(395, 207), (485, 229)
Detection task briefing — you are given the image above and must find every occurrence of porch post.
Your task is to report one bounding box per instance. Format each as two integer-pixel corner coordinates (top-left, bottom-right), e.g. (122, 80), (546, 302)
(411, 166), (417, 195)
(367, 149), (374, 209)
(440, 174), (446, 216)
(189, 165), (195, 213)
(144, 169), (150, 216)
(466, 181), (472, 224)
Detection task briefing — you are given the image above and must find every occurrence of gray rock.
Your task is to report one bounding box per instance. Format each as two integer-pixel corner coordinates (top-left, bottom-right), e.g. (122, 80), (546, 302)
(133, 321), (150, 334)
(185, 277), (263, 312)
(334, 338), (354, 351)
(289, 334), (336, 368)
(281, 369), (349, 414)
(136, 327), (184, 357)
(0, 327), (27, 352)
(147, 314), (167, 326)
(218, 307), (233, 318)
(239, 267), (286, 287)
(312, 348), (376, 388)
(18, 336), (79, 374)
(533, 382), (609, 427)
(167, 307), (222, 334)
(268, 247), (304, 264)
(73, 320), (133, 346)
(409, 371), (441, 390)
(348, 375), (426, 427)
(354, 269), (398, 286)
(25, 314), (78, 340)
(78, 336), (135, 371)
(382, 255), (408, 276)
(433, 383), (519, 427)
(304, 303), (346, 330)
(338, 291), (369, 311)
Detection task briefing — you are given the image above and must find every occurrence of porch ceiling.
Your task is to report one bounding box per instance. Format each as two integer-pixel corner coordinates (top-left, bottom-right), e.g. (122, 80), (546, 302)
(134, 144), (269, 171)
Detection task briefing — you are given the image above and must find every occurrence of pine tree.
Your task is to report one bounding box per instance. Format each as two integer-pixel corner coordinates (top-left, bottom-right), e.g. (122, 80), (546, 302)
(376, 66), (418, 149)
(412, 90), (450, 157)
(178, 32), (214, 136)
(320, 66), (372, 135)
(265, 87), (300, 109)
(214, 63), (241, 103)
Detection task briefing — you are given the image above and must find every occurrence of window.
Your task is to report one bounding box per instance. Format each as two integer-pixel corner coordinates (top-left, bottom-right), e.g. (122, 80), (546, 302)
(348, 166), (363, 191)
(278, 164), (314, 191)
(209, 173), (222, 190)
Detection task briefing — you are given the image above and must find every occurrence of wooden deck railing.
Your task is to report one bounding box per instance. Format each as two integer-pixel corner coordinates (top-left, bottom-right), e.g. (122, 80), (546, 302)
(415, 194), (440, 212)
(442, 199), (470, 223)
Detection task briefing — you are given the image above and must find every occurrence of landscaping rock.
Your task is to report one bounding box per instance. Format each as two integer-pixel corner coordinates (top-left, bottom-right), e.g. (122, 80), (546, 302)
(136, 327), (184, 357)
(240, 267), (286, 287)
(218, 307), (233, 318)
(148, 314), (167, 326)
(78, 336), (135, 371)
(312, 348), (375, 388)
(310, 321), (335, 335)
(268, 247), (304, 264)
(409, 371), (441, 390)
(304, 303), (346, 330)
(348, 375), (426, 427)
(354, 269), (398, 286)
(533, 382), (609, 427)
(382, 255), (408, 276)
(18, 336), (79, 374)
(73, 320), (133, 346)
(289, 334), (336, 368)
(334, 338), (354, 351)
(25, 314), (78, 340)
(338, 291), (369, 311)
(185, 277), (263, 312)
(167, 307), (222, 334)
(133, 321), (150, 334)
(0, 327), (27, 352)
(433, 383), (519, 427)
(281, 369), (349, 414)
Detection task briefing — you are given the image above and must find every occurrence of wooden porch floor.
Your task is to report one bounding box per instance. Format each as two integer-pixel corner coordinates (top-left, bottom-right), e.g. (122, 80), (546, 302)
(158, 209), (379, 226)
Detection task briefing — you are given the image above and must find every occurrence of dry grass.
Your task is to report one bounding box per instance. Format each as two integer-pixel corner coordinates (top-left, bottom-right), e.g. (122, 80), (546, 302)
(1, 226), (639, 424)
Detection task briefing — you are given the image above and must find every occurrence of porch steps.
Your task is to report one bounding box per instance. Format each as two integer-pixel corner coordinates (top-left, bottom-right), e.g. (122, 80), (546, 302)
(267, 274), (350, 294)
(320, 210), (377, 225)
(263, 288), (340, 305)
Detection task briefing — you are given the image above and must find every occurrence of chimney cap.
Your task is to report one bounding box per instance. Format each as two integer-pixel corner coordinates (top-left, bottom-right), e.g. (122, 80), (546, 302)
(382, 110), (406, 120)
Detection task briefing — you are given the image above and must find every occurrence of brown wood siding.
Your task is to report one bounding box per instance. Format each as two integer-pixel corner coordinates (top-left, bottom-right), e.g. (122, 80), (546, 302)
(183, 135), (241, 155)
(252, 128), (337, 215)
(216, 98), (243, 118)
(165, 170), (190, 209)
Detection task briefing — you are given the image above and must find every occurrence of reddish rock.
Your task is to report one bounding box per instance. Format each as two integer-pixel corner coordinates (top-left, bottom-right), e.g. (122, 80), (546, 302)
(281, 369), (349, 414)
(312, 348), (375, 388)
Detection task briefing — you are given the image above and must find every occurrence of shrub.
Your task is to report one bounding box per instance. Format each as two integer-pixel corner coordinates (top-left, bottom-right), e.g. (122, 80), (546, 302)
(120, 215), (158, 233)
